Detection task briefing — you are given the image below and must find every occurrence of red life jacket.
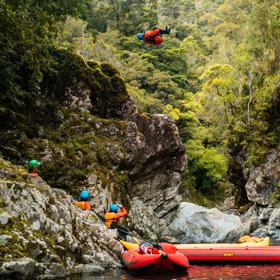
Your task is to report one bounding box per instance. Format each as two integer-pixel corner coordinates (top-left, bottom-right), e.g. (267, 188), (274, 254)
(29, 167), (39, 177)
(144, 28), (161, 40)
(143, 28), (163, 45)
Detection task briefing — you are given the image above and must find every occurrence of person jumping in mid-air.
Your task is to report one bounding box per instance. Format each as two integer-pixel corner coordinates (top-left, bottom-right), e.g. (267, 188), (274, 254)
(137, 26), (171, 46)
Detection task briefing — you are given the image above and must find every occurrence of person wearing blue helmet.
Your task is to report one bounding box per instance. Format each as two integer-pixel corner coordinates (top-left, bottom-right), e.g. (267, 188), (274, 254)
(74, 190), (92, 211)
(105, 203), (128, 240)
(109, 204), (118, 212)
(137, 33), (144, 40)
(80, 190), (90, 200)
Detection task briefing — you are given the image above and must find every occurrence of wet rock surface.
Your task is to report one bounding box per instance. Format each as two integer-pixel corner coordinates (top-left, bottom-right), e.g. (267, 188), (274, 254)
(162, 202), (247, 243)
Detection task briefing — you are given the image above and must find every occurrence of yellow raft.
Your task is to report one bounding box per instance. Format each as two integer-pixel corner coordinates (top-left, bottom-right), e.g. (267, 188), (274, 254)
(175, 236), (270, 249)
(120, 240), (140, 250)
(120, 236), (270, 250)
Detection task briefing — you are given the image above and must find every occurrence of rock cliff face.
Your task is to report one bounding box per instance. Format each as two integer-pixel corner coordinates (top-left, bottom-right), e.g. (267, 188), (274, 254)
(244, 150), (280, 206)
(226, 149), (280, 241)
(125, 113), (185, 239)
(0, 50), (186, 243)
(0, 159), (122, 278)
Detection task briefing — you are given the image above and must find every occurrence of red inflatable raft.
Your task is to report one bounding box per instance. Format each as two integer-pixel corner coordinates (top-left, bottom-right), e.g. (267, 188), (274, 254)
(122, 243), (190, 274)
(176, 245), (280, 263)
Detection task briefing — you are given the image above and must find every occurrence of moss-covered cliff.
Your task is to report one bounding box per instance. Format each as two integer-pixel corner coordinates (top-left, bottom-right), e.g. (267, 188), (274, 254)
(0, 50), (185, 240)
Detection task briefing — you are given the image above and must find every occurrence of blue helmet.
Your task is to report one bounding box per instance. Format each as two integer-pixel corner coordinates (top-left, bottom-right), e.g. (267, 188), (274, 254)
(137, 33), (144, 40)
(110, 204), (118, 212)
(80, 190), (90, 201)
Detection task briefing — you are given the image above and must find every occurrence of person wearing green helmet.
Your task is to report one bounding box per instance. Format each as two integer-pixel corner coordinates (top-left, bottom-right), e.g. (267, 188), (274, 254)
(28, 159), (41, 177)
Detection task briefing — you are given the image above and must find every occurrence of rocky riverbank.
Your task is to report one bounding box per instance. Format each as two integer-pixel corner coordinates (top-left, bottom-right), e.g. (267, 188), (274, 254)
(160, 148), (280, 244)
(0, 159), (123, 279)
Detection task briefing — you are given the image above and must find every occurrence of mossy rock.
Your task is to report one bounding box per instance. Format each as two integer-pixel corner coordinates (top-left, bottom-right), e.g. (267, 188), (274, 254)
(42, 49), (129, 119)
(0, 215), (79, 266)
(0, 158), (28, 182)
(0, 48), (132, 207)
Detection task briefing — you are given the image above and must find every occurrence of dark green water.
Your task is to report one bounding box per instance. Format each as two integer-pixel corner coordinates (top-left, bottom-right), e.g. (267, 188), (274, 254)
(72, 265), (280, 280)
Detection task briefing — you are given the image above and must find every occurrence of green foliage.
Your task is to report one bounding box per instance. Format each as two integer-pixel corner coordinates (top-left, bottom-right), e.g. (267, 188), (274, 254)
(179, 169), (226, 208)
(186, 139), (228, 191)
(1, 0), (280, 206)
(0, 0), (84, 128)
(127, 84), (164, 113)
(83, 0), (158, 35)
(56, 0), (279, 205)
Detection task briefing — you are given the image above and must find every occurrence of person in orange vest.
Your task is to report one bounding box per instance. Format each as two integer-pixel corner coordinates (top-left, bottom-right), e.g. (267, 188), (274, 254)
(28, 159), (41, 177)
(105, 203), (128, 240)
(74, 190), (92, 211)
(137, 26), (171, 46)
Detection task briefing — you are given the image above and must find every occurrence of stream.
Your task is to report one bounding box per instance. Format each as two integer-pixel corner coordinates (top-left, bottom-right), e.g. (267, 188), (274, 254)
(71, 264), (280, 280)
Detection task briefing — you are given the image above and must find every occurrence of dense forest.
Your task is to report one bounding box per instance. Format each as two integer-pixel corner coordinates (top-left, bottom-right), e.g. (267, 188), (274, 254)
(0, 0), (279, 207)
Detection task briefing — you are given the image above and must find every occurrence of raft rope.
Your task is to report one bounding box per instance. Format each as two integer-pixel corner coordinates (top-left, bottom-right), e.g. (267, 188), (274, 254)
(89, 209), (160, 247)
(111, 227), (162, 249)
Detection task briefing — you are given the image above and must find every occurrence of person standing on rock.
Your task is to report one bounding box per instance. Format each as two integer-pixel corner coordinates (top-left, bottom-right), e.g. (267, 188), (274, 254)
(74, 190), (92, 211)
(28, 159), (41, 177)
(105, 203), (128, 240)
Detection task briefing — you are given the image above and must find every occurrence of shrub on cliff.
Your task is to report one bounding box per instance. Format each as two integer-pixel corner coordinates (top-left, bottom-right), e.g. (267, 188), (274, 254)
(0, 0), (83, 121)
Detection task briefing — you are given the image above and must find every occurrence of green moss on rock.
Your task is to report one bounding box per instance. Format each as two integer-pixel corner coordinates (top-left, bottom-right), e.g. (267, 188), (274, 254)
(0, 158), (28, 183)
(43, 50), (129, 118)
(0, 49), (133, 210)
(0, 215), (80, 266)
(115, 171), (130, 209)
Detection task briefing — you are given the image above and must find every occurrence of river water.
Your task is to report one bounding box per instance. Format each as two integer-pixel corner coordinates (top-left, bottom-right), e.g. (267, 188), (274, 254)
(72, 265), (280, 280)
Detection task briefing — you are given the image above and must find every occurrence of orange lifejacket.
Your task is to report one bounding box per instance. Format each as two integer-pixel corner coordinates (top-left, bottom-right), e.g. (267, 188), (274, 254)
(104, 207), (128, 227)
(143, 28), (163, 45)
(74, 201), (91, 211)
(144, 28), (161, 39)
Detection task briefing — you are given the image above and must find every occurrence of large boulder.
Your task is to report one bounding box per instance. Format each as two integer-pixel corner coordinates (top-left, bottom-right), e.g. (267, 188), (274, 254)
(43, 50), (131, 119)
(45, 52), (186, 224)
(162, 202), (247, 243)
(126, 198), (166, 240)
(245, 150), (280, 206)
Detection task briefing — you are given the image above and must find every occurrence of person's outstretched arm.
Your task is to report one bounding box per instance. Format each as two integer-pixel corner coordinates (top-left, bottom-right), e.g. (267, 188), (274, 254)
(114, 206), (128, 219)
